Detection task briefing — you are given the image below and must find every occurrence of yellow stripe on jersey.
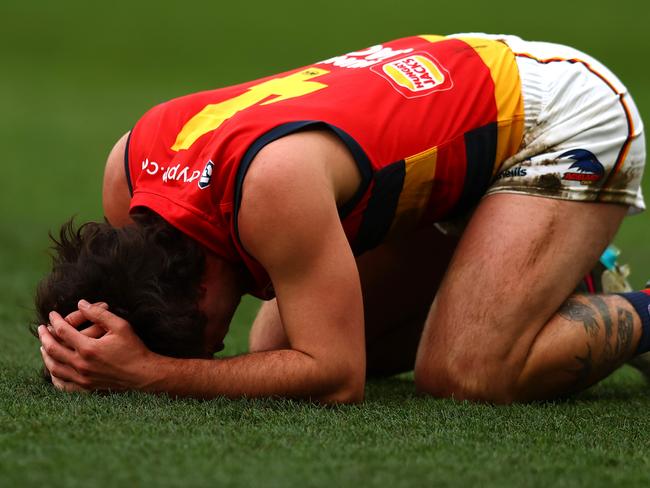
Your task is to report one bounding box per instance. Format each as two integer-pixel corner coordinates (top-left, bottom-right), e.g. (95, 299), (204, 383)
(418, 35), (446, 44)
(455, 36), (525, 174)
(388, 146), (438, 236)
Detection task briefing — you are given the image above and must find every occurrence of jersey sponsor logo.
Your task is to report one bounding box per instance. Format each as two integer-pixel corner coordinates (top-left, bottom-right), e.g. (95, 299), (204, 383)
(140, 158), (203, 185)
(495, 166), (528, 180)
(559, 149), (605, 184)
(198, 160), (214, 189)
(319, 44), (414, 69)
(370, 52), (453, 98)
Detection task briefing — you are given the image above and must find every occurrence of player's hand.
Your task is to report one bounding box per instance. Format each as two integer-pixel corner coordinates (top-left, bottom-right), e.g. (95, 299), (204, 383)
(39, 302), (108, 388)
(47, 302), (109, 343)
(38, 300), (160, 392)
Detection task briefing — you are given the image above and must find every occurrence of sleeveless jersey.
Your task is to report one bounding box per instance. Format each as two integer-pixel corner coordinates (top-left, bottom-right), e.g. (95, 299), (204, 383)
(126, 35), (525, 299)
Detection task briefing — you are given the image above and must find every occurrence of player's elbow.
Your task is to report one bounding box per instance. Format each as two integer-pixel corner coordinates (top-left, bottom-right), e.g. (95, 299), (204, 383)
(320, 385), (364, 405)
(319, 382), (365, 405)
(316, 359), (366, 405)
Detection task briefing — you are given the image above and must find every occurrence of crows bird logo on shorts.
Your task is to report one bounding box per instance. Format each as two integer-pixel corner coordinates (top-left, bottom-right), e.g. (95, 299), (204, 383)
(198, 160), (214, 189)
(560, 149), (605, 184)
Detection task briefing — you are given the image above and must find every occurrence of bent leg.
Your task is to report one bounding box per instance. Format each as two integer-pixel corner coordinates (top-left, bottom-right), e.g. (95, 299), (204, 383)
(517, 293), (640, 399)
(414, 193), (641, 403)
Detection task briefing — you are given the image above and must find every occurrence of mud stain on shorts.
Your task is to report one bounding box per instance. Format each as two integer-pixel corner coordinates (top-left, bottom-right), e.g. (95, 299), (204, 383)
(520, 120), (551, 150)
(605, 167), (642, 193)
(500, 141), (556, 172)
(533, 173), (564, 192)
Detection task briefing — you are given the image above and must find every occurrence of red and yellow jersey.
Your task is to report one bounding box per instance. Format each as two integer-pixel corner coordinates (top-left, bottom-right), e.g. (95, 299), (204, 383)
(126, 34), (525, 298)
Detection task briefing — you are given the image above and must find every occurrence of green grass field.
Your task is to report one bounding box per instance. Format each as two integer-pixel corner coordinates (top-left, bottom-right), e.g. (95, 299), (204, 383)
(1, 0), (649, 486)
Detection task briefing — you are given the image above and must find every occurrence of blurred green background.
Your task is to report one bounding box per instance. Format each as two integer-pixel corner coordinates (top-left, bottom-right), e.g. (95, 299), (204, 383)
(1, 1), (649, 486)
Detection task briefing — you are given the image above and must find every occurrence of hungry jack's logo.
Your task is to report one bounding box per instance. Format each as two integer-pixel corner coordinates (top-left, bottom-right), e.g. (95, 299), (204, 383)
(371, 52), (453, 98)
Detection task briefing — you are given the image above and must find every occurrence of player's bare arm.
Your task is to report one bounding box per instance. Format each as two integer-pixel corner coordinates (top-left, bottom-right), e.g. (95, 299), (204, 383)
(38, 131), (367, 403)
(250, 226), (459, 378)
(102, 131), (132, 226)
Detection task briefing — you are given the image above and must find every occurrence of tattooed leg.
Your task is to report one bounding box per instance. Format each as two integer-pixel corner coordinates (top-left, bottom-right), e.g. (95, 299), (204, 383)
(412, 196), (638, 403)
(519, 294), (642, 397)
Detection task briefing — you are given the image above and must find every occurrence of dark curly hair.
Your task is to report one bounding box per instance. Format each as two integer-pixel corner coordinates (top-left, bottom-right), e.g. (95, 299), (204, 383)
(34, 209), (208, 358)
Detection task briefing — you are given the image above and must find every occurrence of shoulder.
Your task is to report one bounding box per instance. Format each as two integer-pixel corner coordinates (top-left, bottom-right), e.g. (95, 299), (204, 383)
(240, 131), (343, 214)
(241, 129), (357, 206)
(238, 131), (342, 264)
(102, 131), (133, 227)
(247, 131), (337, 177)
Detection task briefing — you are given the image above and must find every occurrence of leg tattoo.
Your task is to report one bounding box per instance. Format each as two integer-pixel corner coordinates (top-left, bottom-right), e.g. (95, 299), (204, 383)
(592, 296), (614, 361)
(615, 308), (634, 358)
(559, 295), (639, 387)
(558, 298), (600, 338)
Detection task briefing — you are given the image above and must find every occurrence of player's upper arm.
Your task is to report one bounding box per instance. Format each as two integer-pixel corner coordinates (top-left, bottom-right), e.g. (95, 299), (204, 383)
(238, 136), (366, 401)
(102, 131), (133, 227)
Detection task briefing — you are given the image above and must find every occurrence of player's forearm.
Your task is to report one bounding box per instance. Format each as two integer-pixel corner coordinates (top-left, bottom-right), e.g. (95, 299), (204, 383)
(144, 349), (364, 404)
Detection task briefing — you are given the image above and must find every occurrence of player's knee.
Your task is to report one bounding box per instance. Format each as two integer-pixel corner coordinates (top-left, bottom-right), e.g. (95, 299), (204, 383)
(414, 353), (519, 404)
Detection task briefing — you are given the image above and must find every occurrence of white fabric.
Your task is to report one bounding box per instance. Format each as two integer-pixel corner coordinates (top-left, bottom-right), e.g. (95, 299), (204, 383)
(453, 33), (646, 213)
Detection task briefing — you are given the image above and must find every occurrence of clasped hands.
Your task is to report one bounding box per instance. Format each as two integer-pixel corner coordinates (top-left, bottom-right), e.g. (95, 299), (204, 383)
(37, 300), (158, 393)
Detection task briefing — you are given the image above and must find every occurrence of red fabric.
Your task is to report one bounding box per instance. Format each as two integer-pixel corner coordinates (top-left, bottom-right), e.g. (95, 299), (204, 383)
(127, 36), (504, 298)
(584, 273), (596, 294)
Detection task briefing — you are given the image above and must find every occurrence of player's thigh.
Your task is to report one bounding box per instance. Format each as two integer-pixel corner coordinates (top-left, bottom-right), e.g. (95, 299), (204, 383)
(414, 194), (627, 395)
(358, 226), (459, 376)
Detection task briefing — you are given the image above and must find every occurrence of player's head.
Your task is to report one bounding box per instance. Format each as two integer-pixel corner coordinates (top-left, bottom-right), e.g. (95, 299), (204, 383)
(34, 209), (242, 358)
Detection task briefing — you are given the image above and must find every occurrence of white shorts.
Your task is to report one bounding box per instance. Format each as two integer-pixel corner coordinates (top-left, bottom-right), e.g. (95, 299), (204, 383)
(453, 33), (646, 213)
